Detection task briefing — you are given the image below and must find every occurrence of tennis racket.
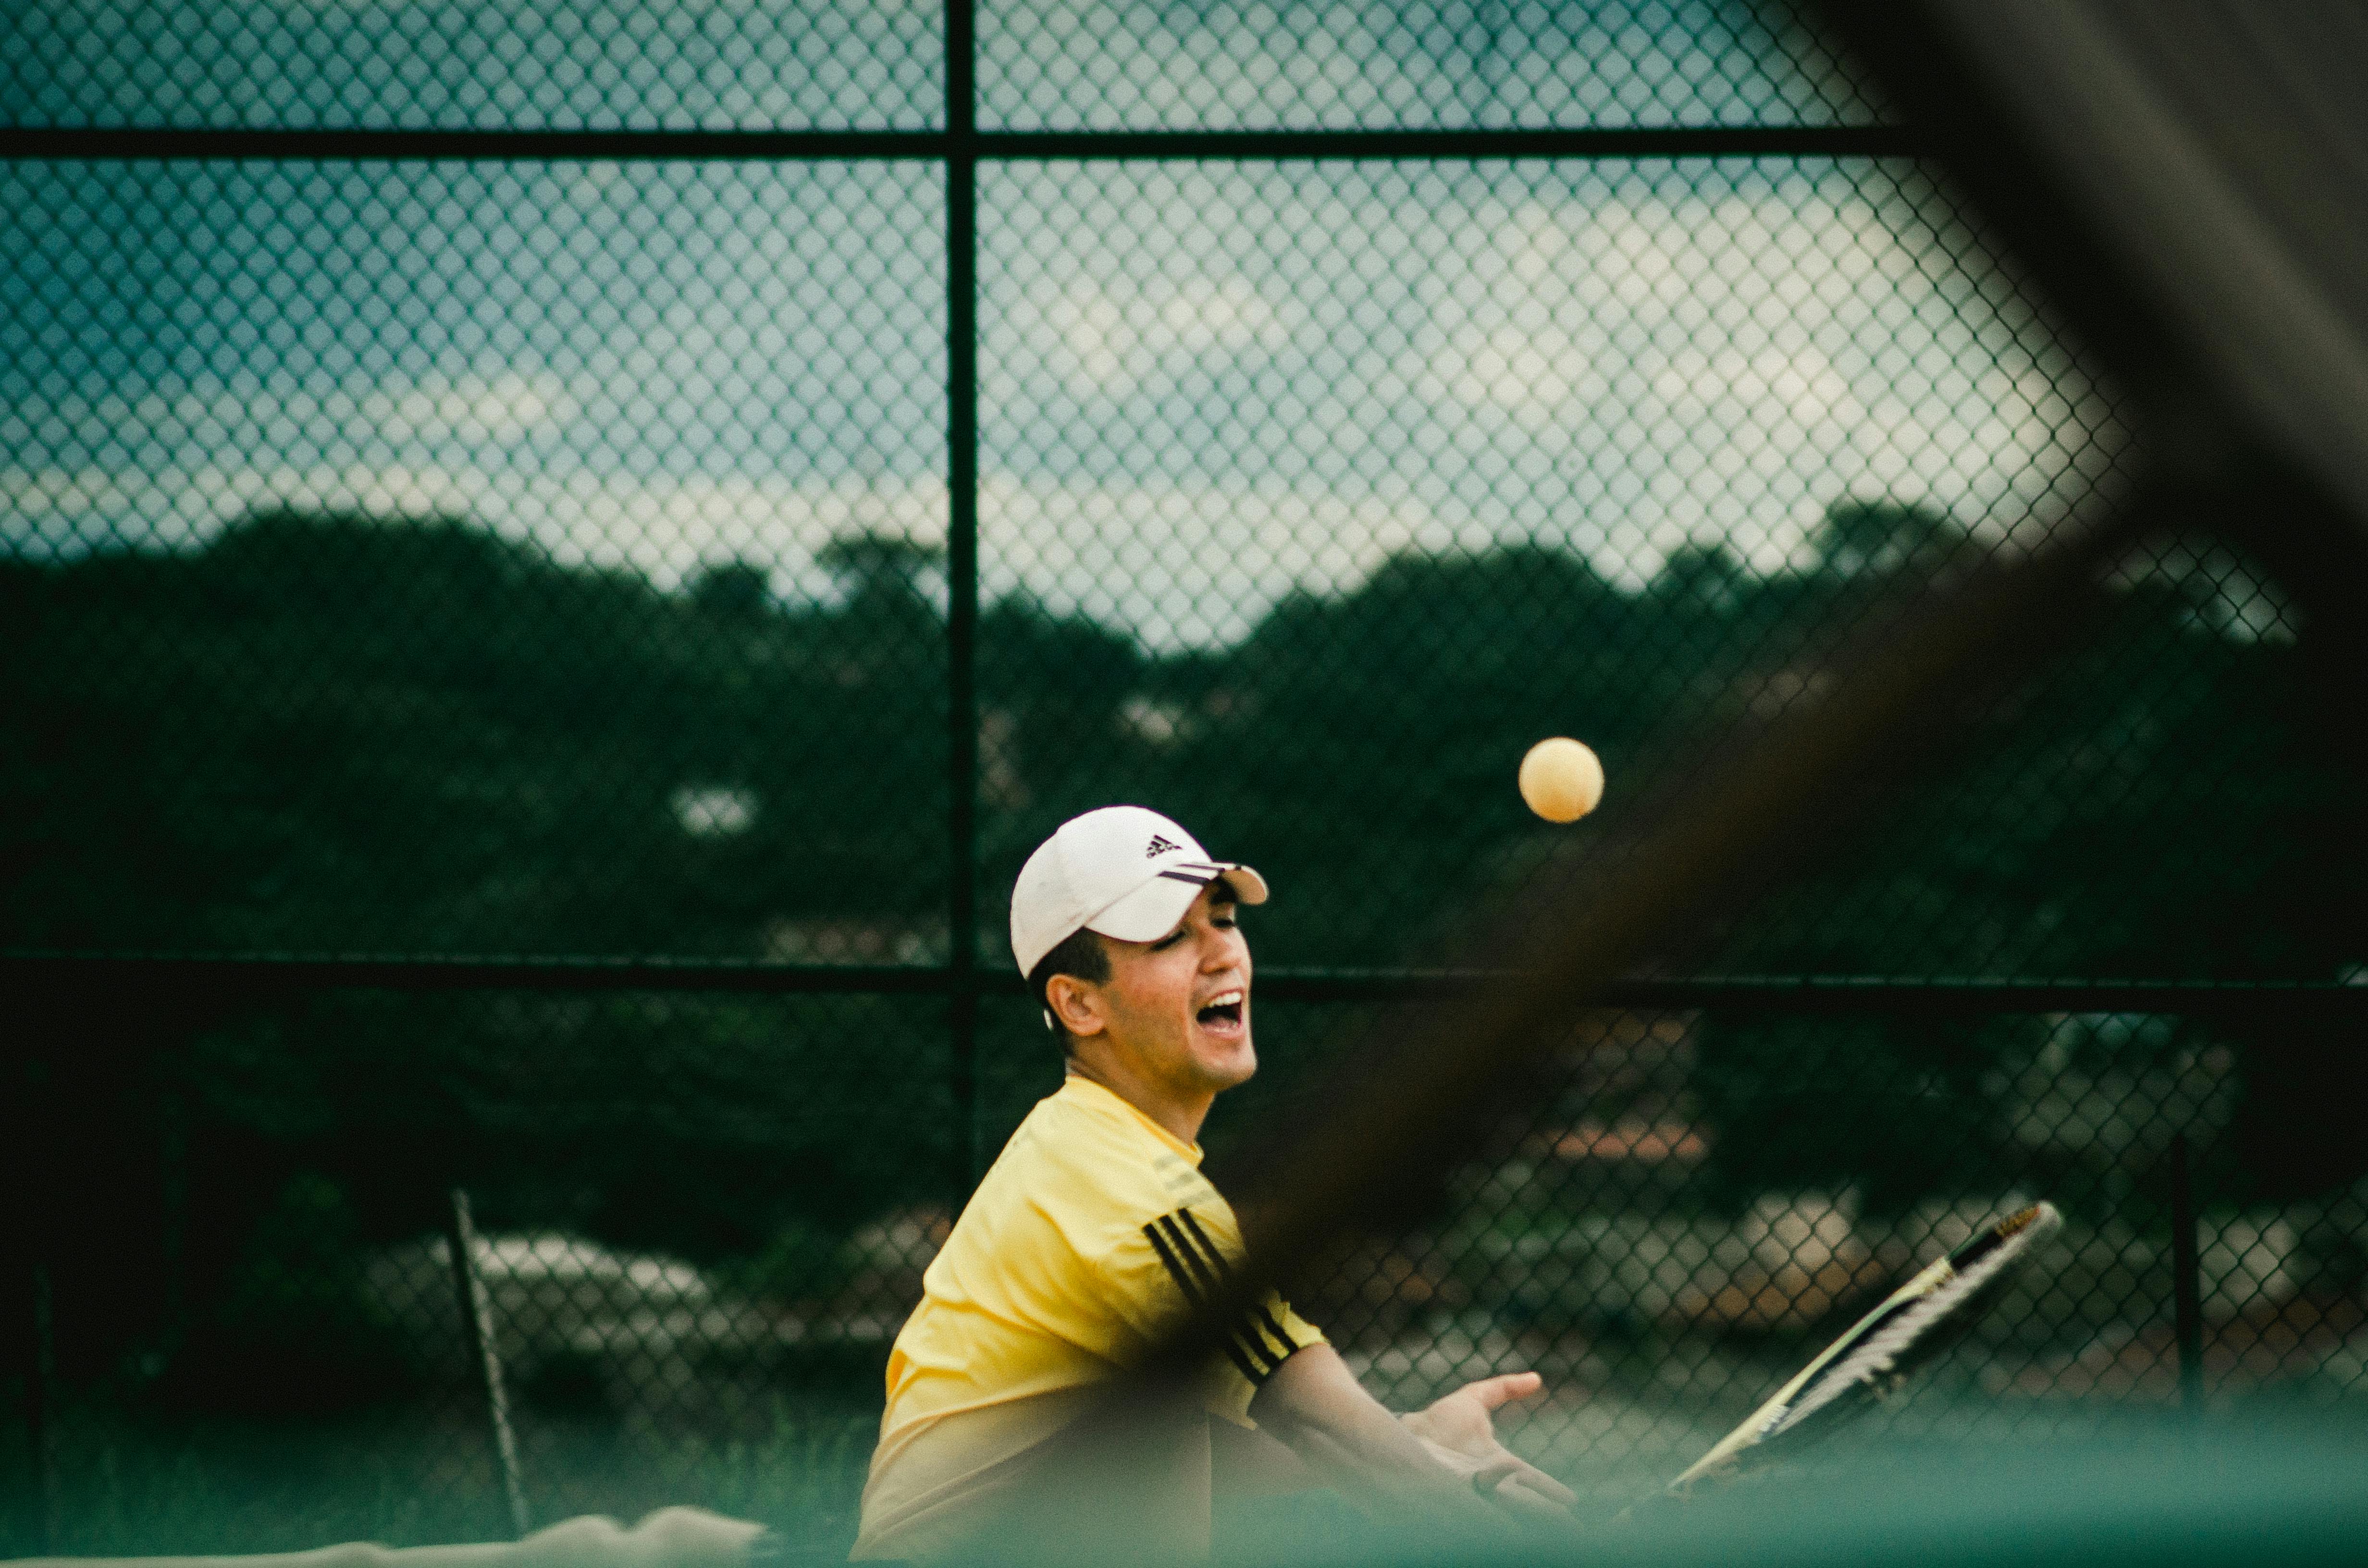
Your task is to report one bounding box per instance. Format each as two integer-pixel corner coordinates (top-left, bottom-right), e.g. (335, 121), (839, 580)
(1667, 1200), (2063, 1494)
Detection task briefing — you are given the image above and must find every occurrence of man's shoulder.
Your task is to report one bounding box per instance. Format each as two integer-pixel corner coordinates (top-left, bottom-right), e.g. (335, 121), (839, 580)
(991, 1081), (1224, 1225)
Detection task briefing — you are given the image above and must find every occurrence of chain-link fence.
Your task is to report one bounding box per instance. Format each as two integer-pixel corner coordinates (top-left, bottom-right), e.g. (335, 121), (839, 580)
(13, 991), (2366, 1551)
(6, 0), (2365, 1557)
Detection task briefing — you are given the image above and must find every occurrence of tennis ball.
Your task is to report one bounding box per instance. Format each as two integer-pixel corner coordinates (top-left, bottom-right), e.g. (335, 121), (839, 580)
(1518, 737), (1603, 823)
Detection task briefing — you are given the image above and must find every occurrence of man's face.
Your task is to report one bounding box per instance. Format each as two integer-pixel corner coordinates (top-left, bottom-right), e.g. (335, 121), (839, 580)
(1089, 882), (1256, 1097)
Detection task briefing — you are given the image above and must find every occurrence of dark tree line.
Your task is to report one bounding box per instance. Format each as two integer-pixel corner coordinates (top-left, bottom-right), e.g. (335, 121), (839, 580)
(2, 500), (2356, 1406)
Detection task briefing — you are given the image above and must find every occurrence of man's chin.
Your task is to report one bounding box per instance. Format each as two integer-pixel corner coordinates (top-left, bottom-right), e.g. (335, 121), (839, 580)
(1195, 1037), (1258, 1090)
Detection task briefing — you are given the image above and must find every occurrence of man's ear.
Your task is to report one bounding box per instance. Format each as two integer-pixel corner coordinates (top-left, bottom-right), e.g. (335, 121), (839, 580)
(1045, 973), (1107, 1039)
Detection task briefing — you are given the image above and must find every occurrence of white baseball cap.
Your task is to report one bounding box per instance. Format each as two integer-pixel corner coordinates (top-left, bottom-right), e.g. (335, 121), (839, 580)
(1009, 805), (1270, 978)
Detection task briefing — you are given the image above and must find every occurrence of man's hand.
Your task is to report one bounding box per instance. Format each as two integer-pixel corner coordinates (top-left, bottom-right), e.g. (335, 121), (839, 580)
(1250, 1347), (1575, 1537)
(1399, 1372), (1577, 1520)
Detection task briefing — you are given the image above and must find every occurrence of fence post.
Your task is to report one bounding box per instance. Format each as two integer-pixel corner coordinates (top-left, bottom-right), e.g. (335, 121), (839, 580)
(2168, 1130), (2204, 1416)
(444, 1191), (530, 1539)
(945, 0), (982, 1195)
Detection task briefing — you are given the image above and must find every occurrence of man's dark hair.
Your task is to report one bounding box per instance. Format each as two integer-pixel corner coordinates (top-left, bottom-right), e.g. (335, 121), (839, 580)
(1028, 925), (1110, 1052)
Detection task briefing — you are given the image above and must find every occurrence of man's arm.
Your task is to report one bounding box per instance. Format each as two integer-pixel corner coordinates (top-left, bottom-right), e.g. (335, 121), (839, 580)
(1210, 1416), (1319, 1499)
(1243, 1346), (1573, 1526)
(1395, 1370), (1578, 1513)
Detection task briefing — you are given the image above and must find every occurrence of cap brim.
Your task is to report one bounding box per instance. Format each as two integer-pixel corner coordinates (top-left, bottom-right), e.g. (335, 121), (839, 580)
(1085, 862), (1269, 944)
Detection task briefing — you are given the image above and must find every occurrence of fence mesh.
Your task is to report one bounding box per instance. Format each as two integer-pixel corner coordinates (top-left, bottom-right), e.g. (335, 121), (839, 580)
(6, 0), (2367, 1558)
(1, 3), (946, 130)
(971, 0), (1877, 130)
(1, 2), (1872, 133)
(4, 158), (951, 958)
(13, 994), (2368, 1554)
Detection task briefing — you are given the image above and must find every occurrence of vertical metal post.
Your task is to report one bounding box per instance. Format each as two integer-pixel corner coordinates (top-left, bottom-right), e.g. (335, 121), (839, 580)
(945, 0), (982, 1194)
(2168, 1131), (2204, 1416)
(445, 1191), (530, 1539)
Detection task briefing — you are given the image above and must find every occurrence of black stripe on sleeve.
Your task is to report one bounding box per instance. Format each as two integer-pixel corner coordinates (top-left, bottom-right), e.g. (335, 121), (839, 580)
(1156, 1211), (1281, 1378)
(1172, 1211), (1234, 1282)
(1223, 1313), (1282, 1376)
(1145, 1219), (1262, 1383)
(1172, 1210), (1290, 1358)
(1253, 1304), (1300, 1359)
(1169, 1210), (1295, 1376)
(1142, 1220), (1204, 1304)
(1155, 1215), (1225, 1297)
(1230, 1326), (1282, 1377)
(1229, 1311), (1288, 1375)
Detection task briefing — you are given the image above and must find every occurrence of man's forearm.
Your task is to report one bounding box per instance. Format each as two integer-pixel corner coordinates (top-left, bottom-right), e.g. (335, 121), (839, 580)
(1246, 1346), (1498, 1522)
(1211, 1416), (1320, 1498)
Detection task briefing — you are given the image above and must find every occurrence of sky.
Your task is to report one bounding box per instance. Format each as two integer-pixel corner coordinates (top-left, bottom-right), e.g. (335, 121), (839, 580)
(0, 1), (2132, 652)
(2, 1), (1866, 132)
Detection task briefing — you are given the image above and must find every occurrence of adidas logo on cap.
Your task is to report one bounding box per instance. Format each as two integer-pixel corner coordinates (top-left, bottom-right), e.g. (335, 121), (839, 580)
(1009, 806), (1270, 981)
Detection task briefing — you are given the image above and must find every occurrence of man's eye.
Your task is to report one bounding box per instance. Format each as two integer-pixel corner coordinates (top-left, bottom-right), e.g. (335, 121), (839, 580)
(1150, 929), (1186, 950)
(1212, 916), (1237, 930)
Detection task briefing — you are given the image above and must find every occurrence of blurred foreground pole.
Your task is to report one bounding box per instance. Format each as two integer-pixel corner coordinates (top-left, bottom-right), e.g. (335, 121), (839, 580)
(445, 1191), (530, 1540)
(1214, 506), (2148, 1302)
(1822, 0), (2368, 532)
(1051, 502), (2157, 1519)
(1823, 0), (2368, 1428)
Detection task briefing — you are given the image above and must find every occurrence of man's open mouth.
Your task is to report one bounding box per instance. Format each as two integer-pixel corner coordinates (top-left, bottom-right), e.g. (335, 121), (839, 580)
(1195, 989), (1246, 1028)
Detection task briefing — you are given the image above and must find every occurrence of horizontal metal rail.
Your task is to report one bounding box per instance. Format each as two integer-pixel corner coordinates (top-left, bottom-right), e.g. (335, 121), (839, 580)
(3, 950), (2356, 1015)
(0, 124), (1919, 163)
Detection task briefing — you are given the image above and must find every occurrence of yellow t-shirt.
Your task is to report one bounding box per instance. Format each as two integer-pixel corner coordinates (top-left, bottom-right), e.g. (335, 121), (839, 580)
(851, 1076), (1326, 1561)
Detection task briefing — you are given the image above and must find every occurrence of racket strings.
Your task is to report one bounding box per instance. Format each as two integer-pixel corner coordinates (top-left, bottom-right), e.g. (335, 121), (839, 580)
(1669, 1200), (2064, 1492)
(1770, 1209), (2050, 1438)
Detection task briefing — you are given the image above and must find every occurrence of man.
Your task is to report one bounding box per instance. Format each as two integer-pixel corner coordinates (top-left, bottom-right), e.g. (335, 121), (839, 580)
(851, 806), (1574, 1561)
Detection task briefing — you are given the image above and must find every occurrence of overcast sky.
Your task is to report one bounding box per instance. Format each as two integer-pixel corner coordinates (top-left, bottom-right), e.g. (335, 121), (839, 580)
(0, 2), (2129, 650)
